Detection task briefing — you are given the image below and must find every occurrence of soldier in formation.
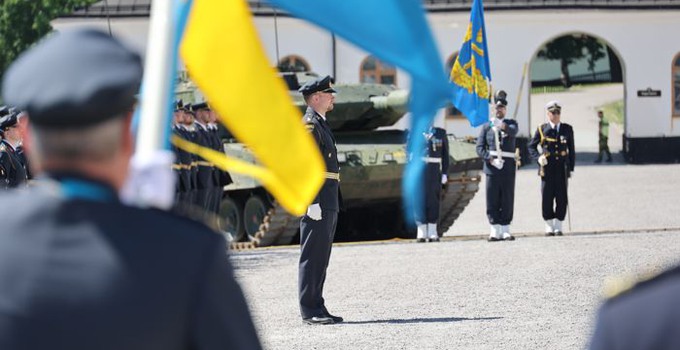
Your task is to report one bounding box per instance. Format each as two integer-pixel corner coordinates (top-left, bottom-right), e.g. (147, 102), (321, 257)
(0, 107), (28, 189)
(595, 110), (612, 163)
(475, 90), (518, 241)
(528, 100), (575, 236)
(414, 123), (450, 243)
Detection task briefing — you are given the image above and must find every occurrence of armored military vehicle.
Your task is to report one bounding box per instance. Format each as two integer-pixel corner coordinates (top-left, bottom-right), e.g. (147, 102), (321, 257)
(176, 72), (482, 248)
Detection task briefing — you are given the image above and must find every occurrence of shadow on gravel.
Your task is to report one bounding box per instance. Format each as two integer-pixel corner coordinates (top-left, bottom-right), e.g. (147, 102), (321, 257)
(342, 316), (502, 325)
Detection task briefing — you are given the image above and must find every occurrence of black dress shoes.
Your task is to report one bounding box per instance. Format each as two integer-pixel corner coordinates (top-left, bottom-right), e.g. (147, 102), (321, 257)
(545, 232), (555, 237)
(503, 235), (515, 241)
(555, 231), (563, 236)
(416, 238), (427, 243)
(302, 316), (335, 325)
(325, 313), (344, 323)
(487, 237), (501, 242)
(428, 237), (440, 242)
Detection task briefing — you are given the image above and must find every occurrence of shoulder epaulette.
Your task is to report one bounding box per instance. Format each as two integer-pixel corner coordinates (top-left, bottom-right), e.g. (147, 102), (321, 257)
(0, 143), (5, 152)
(604, 266), (680, 300)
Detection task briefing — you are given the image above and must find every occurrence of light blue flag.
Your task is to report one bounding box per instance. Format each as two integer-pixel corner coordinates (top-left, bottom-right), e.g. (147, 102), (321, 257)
(267, 0), (452, 224)
(131, 0), (193, 149)
(450, 0), (492, 127)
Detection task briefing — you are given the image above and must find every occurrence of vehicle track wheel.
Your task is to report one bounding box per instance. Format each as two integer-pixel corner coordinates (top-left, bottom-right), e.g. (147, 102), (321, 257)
(244, 195), (269, 242)
(218, 197), (245, 242)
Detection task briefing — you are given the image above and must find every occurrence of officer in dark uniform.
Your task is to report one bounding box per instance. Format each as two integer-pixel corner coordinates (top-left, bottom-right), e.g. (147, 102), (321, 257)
(0, 108), (28, 189)
(179, 104), (200, 209)
(589, 265), (680, 350)
(171, 100), (193, 209)
(192, 102), (216, 214)
(298, 75), (343, 325)
(475, 90), (518, 241)
(0, 29), (261, 349)
(528, 100), (575, 236)
(208, 107), (232, 211)
(412, 124), (450, 243)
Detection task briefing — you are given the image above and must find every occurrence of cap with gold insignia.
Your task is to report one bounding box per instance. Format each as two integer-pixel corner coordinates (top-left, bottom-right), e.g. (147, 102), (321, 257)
(298, 75), (336, 97)
(191, 101), (210, 112)
(1, 29), (143, 129)
(545, 100), (562, 113)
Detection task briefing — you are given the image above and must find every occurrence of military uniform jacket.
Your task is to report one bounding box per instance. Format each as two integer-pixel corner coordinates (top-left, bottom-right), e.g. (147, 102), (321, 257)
(208, 124), (232, 187)
(0, 140), (28, 189)
(422, 127), (450, 175)
(589, 265), (680, 350)
(528, 123), (575, 176)
(194, 122), (217, 189)
(304, 107), (341, 212)
(475, 119), (518, 176)
(171, 126), (192, 192)
(0, 174), (262, 350)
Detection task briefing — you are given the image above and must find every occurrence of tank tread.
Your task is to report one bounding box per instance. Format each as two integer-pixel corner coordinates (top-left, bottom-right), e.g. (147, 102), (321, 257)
(249, 203), (300, 248)
(438, 169), (482, 235)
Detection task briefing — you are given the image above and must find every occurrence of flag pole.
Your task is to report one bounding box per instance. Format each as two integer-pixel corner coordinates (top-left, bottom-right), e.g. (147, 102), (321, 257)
(137, 0), (175, 154)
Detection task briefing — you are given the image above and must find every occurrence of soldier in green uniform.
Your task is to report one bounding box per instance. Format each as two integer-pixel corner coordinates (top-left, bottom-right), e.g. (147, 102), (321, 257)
(595, 110), (612, 163)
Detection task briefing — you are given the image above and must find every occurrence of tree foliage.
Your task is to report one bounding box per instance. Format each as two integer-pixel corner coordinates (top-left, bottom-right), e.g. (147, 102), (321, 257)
(0, 0), (97, 84)
(537, 34), (607, 87)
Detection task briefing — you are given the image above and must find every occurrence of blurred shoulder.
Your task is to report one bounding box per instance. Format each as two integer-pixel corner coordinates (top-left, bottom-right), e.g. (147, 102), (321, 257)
(603, 265), (680, 308)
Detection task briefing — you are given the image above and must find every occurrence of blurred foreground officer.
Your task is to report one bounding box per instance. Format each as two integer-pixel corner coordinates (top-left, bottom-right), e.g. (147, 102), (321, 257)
(528, 101), (575, 236)
(0, 108), (28, 189)
(414, 124), (449, 243)
(298, 75), (343, 325)
(475, 91), (518, 241)
(589, 265), (680, 350)
(0, 29), (261, 350)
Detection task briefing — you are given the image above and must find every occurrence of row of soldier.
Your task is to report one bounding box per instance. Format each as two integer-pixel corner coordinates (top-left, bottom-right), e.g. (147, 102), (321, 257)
(170, 100), (232, 219)
(0, 106), (30, 189)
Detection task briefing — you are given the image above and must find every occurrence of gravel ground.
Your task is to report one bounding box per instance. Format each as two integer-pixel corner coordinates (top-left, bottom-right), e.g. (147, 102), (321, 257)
(232, 231), (680, 350)
(230, 160), (680, 350)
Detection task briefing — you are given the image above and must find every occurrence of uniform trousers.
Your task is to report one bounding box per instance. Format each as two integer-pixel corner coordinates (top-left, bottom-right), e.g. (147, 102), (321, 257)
(541, 166), (568, 221)
(299, 210), (338, 319)
(485, 170), (515, 225)
(416, 163), (442, 224)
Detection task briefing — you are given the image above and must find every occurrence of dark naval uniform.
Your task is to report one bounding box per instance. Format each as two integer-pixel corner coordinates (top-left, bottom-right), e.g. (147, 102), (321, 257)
(0, 111), (28, 189)
(589, 265), (680, 350)
(414, 126), (449, 242)
(0, 28), (262, 350)
(528, 122), (575, 223)
(0, 176), (261, 350)
(299, 106), (340, 321)
(476, 118), (518, 229)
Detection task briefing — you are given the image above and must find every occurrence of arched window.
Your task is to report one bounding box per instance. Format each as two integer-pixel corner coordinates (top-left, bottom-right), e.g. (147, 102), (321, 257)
(673, 53), (680, 117)
(445, 53), (463, 119)
(278, 55), (310, 72)
(359, 55), (397, 85)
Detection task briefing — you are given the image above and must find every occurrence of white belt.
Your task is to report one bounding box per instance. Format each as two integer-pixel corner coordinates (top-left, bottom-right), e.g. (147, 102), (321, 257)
(421, 157), (441, 164)
(489, 150), (516, 158)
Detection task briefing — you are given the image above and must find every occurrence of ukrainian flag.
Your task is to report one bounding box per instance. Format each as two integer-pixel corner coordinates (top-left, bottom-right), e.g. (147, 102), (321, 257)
(450, 0), (492, 127)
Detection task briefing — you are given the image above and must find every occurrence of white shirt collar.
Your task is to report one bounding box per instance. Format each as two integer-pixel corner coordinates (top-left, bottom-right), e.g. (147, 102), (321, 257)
(549, 122), (560, 131)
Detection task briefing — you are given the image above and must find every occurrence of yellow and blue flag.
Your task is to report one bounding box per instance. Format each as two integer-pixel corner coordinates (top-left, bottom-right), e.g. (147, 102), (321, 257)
(265, 0), (453, 224)
(178, 0), (325, 216)
(450, 0), (492, 127)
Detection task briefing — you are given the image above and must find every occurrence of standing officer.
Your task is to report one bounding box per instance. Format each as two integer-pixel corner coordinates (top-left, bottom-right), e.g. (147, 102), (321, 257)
(413, 124), (450, 243)
(298, 75), (343, 325)
(0, 29), (261, 349)
(0, 108), (28, 189)
(589, 265), (680, 350)
(475, 90), (518, 241)
(595, 110), (612, 163)
(528, 100), (575, 236)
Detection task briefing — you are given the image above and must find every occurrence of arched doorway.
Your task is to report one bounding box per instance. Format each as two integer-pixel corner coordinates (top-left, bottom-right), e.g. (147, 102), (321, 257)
(278, 55), (311, 72)
(529, 33), (625, 161)
(359, 55), (397, 85)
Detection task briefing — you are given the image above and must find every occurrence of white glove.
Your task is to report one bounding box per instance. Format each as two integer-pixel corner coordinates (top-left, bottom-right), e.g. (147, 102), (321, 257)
(538, 154), (548, 166)
(120, 150), (177, 210)
(306, 203), (322, 221)
(441, 174), (448, 185)
(491, 158), (504, 170)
